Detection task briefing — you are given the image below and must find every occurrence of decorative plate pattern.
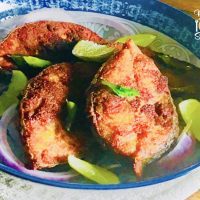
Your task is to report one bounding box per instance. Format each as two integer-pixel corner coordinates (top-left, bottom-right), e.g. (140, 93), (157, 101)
(0, 0), (199, 57)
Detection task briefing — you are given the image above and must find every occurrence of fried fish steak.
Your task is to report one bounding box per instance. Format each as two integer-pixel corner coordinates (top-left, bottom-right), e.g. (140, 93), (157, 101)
(20, 63), (81, 169)
(88, 40), (179, 176)
(0, 20), (105, 69)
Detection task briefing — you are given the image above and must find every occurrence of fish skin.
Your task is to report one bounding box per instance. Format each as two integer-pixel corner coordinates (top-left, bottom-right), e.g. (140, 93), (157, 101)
(87, 40), (179, 176)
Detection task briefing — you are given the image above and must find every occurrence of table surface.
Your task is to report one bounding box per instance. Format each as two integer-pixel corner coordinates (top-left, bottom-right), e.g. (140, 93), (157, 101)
(161, 0), (200, 19)
(0, 1), (200, 200)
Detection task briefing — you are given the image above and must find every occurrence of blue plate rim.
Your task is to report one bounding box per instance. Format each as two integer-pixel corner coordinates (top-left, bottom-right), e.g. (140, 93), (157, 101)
(0, 161), (199, 190)
(0, 0), (199, 189)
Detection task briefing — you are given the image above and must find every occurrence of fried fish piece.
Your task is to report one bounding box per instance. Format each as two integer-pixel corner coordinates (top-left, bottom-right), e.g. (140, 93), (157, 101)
(88, 40), (179, 176)
(20, 63), (81, 169)
(0, 21), (105, 69)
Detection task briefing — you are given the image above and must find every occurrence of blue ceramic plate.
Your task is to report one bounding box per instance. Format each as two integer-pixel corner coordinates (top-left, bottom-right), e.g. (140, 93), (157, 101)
(0, 0), (200, 190)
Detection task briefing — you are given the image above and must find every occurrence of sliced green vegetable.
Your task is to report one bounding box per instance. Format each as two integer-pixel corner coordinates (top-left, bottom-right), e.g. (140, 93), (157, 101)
(72, 34), (156, 62)
(72, 40), (115, 62)
(116, 33), (156, 47)
(179, 99), (199, 122)
(10, 55), (27, 66)
(178, 120), (192, 139)
(65, 101), (77, 131)
(24, 56), (52, 68)
(0, 70), (27, 116)
(155, 53), (195, 72)
(170, 85), (199, 96)
(11, 55), (52, 68)
(68, 155), (120, 184)
(0, 70), (12, 96)
(101, 80), (140, 98)
(179, 99), (200, 141)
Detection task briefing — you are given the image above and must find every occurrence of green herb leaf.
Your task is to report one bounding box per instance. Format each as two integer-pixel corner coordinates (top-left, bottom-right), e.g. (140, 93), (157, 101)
(116, 34), (156, 47)
(101, 80), (140, 98)
(65, 101), (77, 131)
(0, 70), (28, 116)
(68, 155), (120, 184)
(10, 55), (52, 68)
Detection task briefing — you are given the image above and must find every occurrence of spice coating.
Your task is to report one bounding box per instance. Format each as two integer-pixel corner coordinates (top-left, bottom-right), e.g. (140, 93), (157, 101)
(88, 40), (179, 176)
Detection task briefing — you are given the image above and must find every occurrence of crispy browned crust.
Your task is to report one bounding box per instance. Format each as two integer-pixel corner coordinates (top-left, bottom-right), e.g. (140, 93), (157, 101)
(19, 63), (81, 169)
(0, 20), (105, 69)
(87, 40), (179, 176)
